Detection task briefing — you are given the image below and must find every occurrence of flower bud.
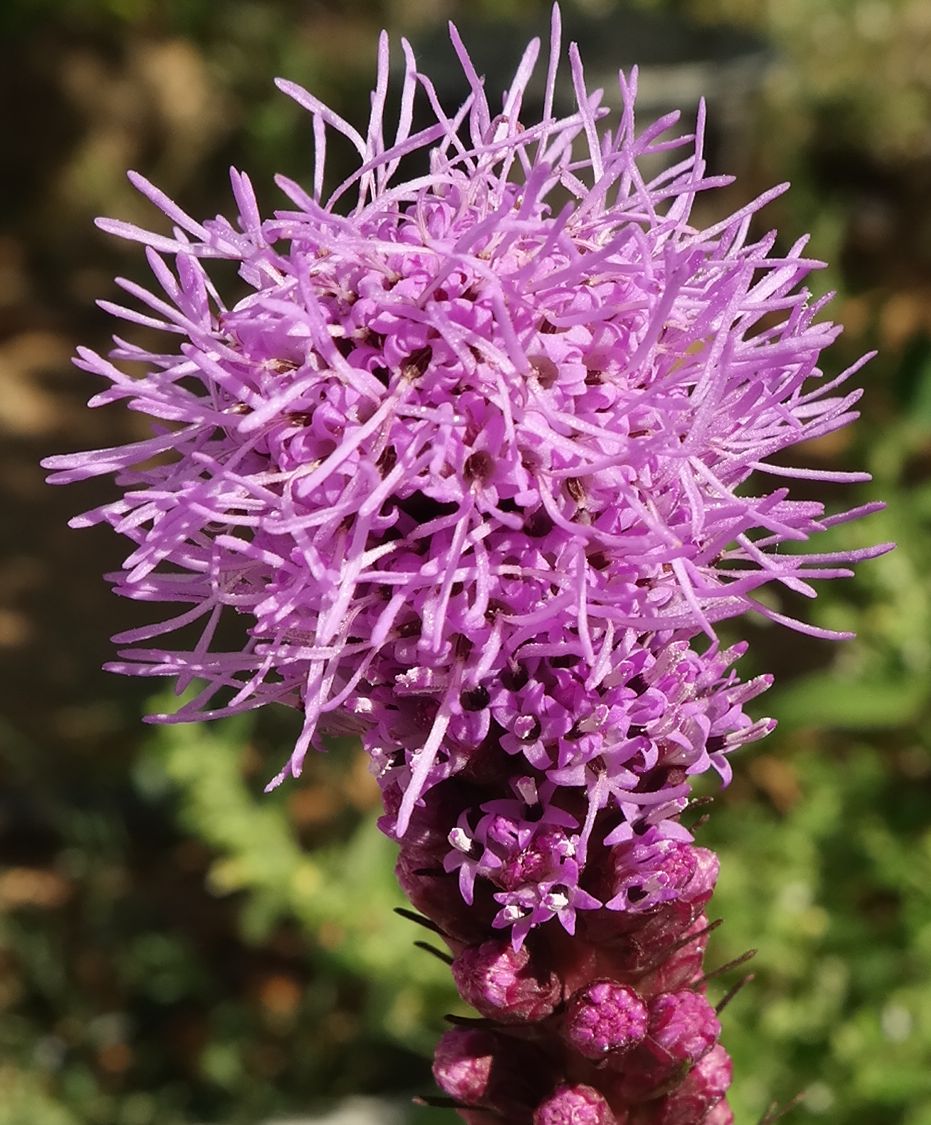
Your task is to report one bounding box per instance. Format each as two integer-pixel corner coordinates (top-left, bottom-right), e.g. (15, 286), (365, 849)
(680, 849), (719, 911)
(433, 1028), (495, 1104)
(702, 1100), (735, 1125)
(395, 852), (489, 944)
(433, 1026), (548, 1116)
(647, 1044), (732, 1124)
(636, 914), (712, 995)
(607, 990), (721, 1099)
(647, 990), (721, 1067)
(534, 1084), (618, 1125)
(452, 938), (561, 1022)
(563, 980), (648, 1060)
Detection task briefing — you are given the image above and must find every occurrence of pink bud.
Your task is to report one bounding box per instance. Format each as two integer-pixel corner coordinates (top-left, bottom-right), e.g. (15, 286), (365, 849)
(432, 1026), (549, 1116)
(636, 914), (711, 995)
(680, 849), (719, 909)
(606, 990), (720, 1100)
(452, 939), (561, 1022)
(702, 1100), (735, 1125)
(563, 980), (648, 1060)
(534, 1084), (618, 1125)
(647, 990), (721, 1067)
(395, 852), (489, 944)
(433, 1028), (495, 1104)
(647, 1045), (733, 1124)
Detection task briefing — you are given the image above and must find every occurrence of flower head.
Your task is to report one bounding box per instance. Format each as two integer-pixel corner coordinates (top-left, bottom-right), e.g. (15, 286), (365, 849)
(44, 7), (883, 847)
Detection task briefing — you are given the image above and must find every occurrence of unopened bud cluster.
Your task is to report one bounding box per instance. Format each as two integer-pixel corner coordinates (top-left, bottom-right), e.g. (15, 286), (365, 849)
(399, 758), (731, 1121)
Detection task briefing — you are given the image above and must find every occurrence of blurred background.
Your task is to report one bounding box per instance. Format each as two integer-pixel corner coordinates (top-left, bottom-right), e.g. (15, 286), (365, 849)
(2, 0), (930, 1122)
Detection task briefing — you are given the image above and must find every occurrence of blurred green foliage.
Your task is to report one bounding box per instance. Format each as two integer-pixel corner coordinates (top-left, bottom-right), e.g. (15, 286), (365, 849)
(3, 0), (931, 1123)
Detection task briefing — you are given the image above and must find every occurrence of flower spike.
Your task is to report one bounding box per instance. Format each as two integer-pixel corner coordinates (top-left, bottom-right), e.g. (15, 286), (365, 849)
(46, 8), (885, 1121)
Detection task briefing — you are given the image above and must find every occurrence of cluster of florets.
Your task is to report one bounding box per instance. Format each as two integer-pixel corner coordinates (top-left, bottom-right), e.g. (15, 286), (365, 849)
(401, 764), (733, 1121)
(382, 637), (770, 949)
(45, 6), (885, 1122)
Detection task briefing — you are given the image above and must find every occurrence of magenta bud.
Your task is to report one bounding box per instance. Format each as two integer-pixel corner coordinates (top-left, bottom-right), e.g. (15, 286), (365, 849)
(648, 1044), (732, 1124)
(647, 990), (721, 1067)
(643, 843), (698, 902)
(680, 848), (719, 908)
(533, 1083), (618, 1125)
(433, 1026), (549, 1117)
(606, 990), (721, 1100)
(633, 901), (699, 952)
(452, 938), (561, 1022)
(563, 979), (648, 1060)
(433, 1028), (495, 1104)
(395, 852), (488, 944)
(636, 914), (711, 995)
(702, 1100), (735, 1125)
(589, 900), (697, 977)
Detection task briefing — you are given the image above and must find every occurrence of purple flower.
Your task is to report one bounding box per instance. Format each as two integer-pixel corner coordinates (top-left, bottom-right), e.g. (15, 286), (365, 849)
(44, 10), (882, 836)
(46, 6), (886, 1121)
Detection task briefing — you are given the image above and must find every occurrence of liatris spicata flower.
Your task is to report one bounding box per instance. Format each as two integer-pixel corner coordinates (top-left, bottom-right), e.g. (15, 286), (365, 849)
(45, 6), (888, 1120)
